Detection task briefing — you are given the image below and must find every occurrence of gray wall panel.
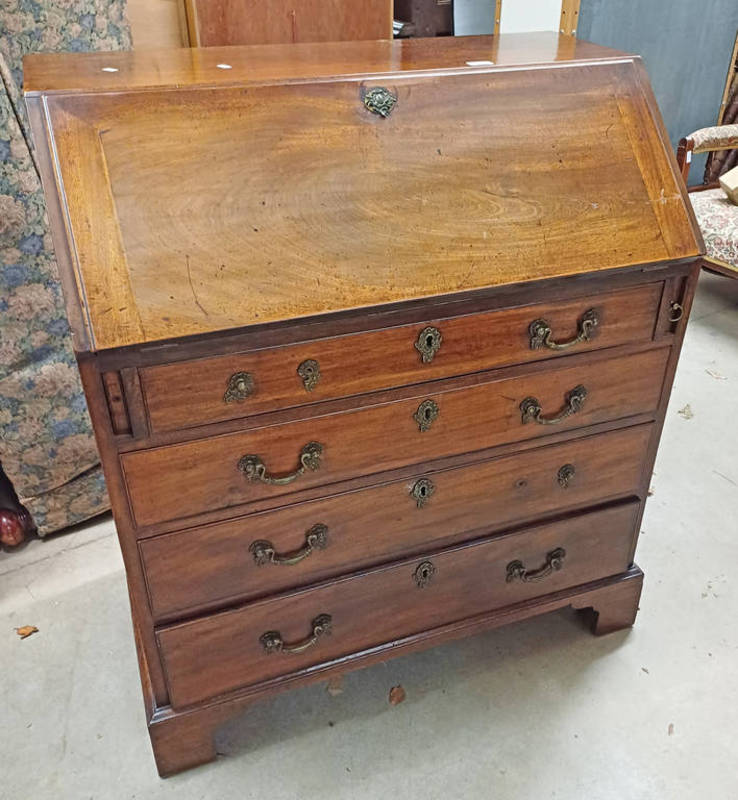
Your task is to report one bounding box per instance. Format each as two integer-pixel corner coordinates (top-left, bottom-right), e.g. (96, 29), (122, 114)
(578, 0), (738, 184)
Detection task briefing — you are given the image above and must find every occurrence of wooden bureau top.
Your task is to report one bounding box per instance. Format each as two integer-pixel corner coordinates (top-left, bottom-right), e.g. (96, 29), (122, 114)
(24, 34), (628, 94)
(25, 34), (702, 352)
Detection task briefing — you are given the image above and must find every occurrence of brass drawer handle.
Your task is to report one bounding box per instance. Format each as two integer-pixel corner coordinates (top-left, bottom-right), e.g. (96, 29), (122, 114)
(297, 359), (320, 391)
(250, 523), (328, 567)
(415, 326), (442, 363)
(414, 398), (439, 432)
(506, 547), (566, 583)
(411, 477), (435, 508)
(557, 463), (575, 488)
(669, 301), (684, 322)
(363, 86), (397, 118)
(529, 309), (599, 351)
(224, 371), (255, 403)
(238, 441), (324, 485)
(520, 385), (587, 425)
(260, 613), (332, 655)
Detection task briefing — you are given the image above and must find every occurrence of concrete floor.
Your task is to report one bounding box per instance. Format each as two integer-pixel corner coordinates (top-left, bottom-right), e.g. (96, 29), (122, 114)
(2, 272), (737, 800)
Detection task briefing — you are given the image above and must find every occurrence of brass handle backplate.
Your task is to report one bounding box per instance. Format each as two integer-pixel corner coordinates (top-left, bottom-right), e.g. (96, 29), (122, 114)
(224, 371), (255, 403)
(297, 359), (320, 392)
(506, 548), (566, 583)
(414, 399), (439, 432)
(238, 442), (324, 485)
(250, 523), (328, 567)
(520, 385), (587, 425)
(414, 560), (436, 588)
(260, 614), (332, 655)
(415, 326), (442, 363)
(411, 477), (435, 508)
(529, 309), (599, 351)
(363, 86), (397, 118)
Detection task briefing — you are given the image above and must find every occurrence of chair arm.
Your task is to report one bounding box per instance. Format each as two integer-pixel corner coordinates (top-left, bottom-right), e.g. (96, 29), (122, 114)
(677, 124), (738, 182)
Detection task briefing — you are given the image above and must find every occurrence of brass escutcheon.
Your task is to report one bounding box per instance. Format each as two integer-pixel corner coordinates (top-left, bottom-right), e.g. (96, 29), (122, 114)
(414, 399), (439, 432)
(411, 477), (435, 508)
(297, 359), (320, 392)
(224, 371), (255, 403)
(414, 560), (436, 588)
(557, 463), (576, 488)
(363, 86), (397, 118)
(415, 326), (442, 364)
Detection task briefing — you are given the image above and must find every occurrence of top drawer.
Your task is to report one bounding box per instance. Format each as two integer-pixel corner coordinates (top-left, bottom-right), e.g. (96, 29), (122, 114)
(139, 283), (661, 433)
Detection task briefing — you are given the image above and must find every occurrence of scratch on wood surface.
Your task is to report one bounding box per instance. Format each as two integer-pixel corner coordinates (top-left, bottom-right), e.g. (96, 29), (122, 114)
(185, 255), (208, 316)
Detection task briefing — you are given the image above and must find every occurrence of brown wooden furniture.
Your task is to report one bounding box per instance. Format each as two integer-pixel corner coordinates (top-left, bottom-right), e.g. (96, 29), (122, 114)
(24, 33), (703, 776)
(184, 0), (392, 46)
(676, 125), (738, 278)
(0, 463), (35, 549)
(394, 0), (454, 38)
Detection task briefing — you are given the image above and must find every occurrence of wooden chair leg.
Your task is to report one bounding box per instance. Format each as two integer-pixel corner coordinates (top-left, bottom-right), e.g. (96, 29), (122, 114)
(572, 567), (644, 636)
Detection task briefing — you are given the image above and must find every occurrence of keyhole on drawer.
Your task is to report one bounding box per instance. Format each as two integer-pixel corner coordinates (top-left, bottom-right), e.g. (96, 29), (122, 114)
(413, 560), (436, 588)
(515, 478), (528, 490)
(413, 399), (439, 432)
(297, 359), (320, 392)
(411, 478), (435, 508)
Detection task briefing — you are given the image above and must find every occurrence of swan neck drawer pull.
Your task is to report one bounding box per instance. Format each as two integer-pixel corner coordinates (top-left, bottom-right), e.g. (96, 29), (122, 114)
(415, 326), (442, 363)
(223, 371), (255, 403)
(520, 385), (587, 425)
(506, 548), (566, 583)
(529, 308), (599, 351)
(260, 614), (332, 655)
(238, 442), (324, 485)
(249, 524), (328, 566)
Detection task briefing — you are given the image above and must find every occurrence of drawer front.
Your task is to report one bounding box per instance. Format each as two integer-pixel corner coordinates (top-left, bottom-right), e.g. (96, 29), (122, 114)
(141, 425), (651, 620)
(140, 283), (662, 433)
(157, 502), (639, 708)
(123, 347), (667, 528)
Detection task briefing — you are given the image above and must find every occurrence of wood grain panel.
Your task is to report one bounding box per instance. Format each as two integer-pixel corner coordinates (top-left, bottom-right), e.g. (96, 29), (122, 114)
(122, 347), (668, 528)
(140, 282), (662, 433)
(141, 424), (651, 620)
(156, 502), (639, 708)
(186, 0), (392, 46)
(29, 41), (700, 351)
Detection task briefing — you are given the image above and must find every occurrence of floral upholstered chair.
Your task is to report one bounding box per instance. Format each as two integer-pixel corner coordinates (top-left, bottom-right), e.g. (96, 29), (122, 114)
(676, 124), (738, 278)
(0, 0), (132, 544)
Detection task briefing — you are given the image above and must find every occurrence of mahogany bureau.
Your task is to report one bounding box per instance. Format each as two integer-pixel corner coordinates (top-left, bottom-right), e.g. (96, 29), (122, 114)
(24, 33), (703, 775)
